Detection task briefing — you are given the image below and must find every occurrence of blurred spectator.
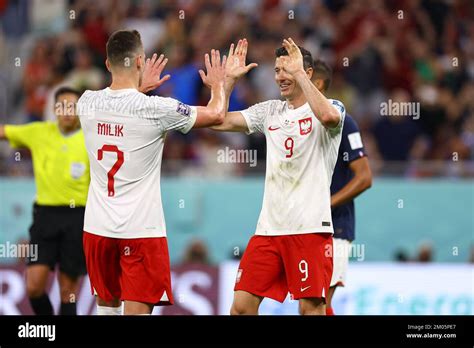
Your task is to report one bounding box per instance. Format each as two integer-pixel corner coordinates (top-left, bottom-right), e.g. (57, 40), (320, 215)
(394, 249), (410, 262)
(416, 241), (434, 263)
(64, 47), (105, 91)
(23, 40), (52, 121)
(124, 0), (165, 55)
(156, 44), (201, 105)
(372, 89), (422, 162)
(29, 0), (68, 34)
(182, 239), (210, 265)
(79, 3), (110, 59)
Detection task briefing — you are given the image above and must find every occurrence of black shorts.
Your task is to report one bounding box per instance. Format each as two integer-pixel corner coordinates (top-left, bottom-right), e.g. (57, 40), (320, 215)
(28, 204), (86, 277)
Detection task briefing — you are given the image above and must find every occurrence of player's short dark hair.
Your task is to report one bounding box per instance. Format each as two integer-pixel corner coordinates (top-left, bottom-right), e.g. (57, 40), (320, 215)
(275, 45), (314, 71)
(54, 87), (81, 101)
(312, 59), (333, 91)
(106, 29), (143, 67)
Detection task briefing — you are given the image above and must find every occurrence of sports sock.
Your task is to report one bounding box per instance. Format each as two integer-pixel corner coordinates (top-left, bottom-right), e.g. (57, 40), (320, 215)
(96, 305), (122, 315)
(60, 302), (77, 315)
(29, 294), (54, 315)
(326, 307), (335, 316)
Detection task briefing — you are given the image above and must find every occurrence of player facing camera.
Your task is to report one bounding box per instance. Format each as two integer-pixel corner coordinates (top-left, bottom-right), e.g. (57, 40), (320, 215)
(54, 87), (81, 134)
(275, 45), (314, 99)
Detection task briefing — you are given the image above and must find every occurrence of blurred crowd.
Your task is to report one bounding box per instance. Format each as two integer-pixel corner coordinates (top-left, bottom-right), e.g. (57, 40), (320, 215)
(0, 0), (473, 177)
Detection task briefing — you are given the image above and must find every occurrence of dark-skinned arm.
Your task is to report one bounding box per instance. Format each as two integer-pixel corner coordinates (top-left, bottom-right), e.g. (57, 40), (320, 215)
(331, 156), (372, 208)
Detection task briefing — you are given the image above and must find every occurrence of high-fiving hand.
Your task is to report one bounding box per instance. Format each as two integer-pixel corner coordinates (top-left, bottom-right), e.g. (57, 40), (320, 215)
(281, 38), (305, 76)
(139, 53), (171, 93)
(225, 38), (258, 81)
(199, 49), (227, 89)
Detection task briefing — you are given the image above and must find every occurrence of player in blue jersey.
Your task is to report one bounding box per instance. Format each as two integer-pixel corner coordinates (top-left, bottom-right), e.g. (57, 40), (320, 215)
(311, 59), (372, 315)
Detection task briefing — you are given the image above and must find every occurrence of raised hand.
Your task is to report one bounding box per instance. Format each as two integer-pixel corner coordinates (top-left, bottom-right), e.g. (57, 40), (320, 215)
(199, 49), (227, 89)
(139, 53), (171, 93)
(225, 38), (258, 81)
(281, 38), (305, 76)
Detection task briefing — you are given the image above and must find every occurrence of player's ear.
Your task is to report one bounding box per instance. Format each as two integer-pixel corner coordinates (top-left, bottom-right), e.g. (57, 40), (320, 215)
(313, 78), (325, 92)
(105, 59), (112, 73)
(306, 67), (314, 80)
(136, 54), (144, 70)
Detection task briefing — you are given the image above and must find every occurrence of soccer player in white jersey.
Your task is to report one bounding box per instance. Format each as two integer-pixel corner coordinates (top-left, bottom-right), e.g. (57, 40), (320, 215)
(77, 30), (229, 315)
(212, 38), (346, 315)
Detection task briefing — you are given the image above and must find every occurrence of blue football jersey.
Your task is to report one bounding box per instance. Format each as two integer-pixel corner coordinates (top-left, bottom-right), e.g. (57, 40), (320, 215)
(330, 114), (367, 241)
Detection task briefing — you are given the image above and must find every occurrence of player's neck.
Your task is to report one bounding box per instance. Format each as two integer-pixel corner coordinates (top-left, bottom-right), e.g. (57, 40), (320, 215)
(109, 74), (139, 91)
(286, 93), (307, 109)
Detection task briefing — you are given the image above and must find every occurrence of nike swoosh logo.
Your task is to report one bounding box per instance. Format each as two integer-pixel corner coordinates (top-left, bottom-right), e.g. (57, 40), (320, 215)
(268, 126), (280, 131)
(301, 285), (311, 292)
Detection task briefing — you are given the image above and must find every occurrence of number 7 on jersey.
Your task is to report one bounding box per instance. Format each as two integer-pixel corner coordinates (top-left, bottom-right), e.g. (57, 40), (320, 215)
(98, 145), (124, 197)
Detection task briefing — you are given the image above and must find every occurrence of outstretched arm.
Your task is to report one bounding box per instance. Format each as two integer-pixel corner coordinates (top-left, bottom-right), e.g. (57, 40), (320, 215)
(281, 38), (341, 129)
(210, 111), (249, 132)
(0, 122), (41, 148)
(209, 39), (258, 132)
(193, 49), (228, 128)
(147, 50), (228, 133)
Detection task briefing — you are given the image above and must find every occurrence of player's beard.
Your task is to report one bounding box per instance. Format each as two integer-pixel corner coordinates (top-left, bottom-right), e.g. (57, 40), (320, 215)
(281, 85), (294, 99)
(286, 84), (303, 101)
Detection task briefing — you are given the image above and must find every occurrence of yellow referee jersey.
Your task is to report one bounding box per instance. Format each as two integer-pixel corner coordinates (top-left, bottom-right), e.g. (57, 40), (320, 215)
(5, 121), (90, 206)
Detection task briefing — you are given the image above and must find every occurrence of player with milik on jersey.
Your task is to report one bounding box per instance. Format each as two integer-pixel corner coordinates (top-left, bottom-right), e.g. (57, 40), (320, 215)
(77, 29), (230, 315)
(211, 38), (345, 315)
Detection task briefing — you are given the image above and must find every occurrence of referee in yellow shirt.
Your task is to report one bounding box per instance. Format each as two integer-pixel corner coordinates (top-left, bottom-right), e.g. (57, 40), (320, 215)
(0, 87), (89, 315)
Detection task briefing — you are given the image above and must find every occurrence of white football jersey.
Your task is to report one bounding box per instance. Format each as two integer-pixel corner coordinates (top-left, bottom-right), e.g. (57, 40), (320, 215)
(77, 88), (196, 239)
(241, 99), (345, 236)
